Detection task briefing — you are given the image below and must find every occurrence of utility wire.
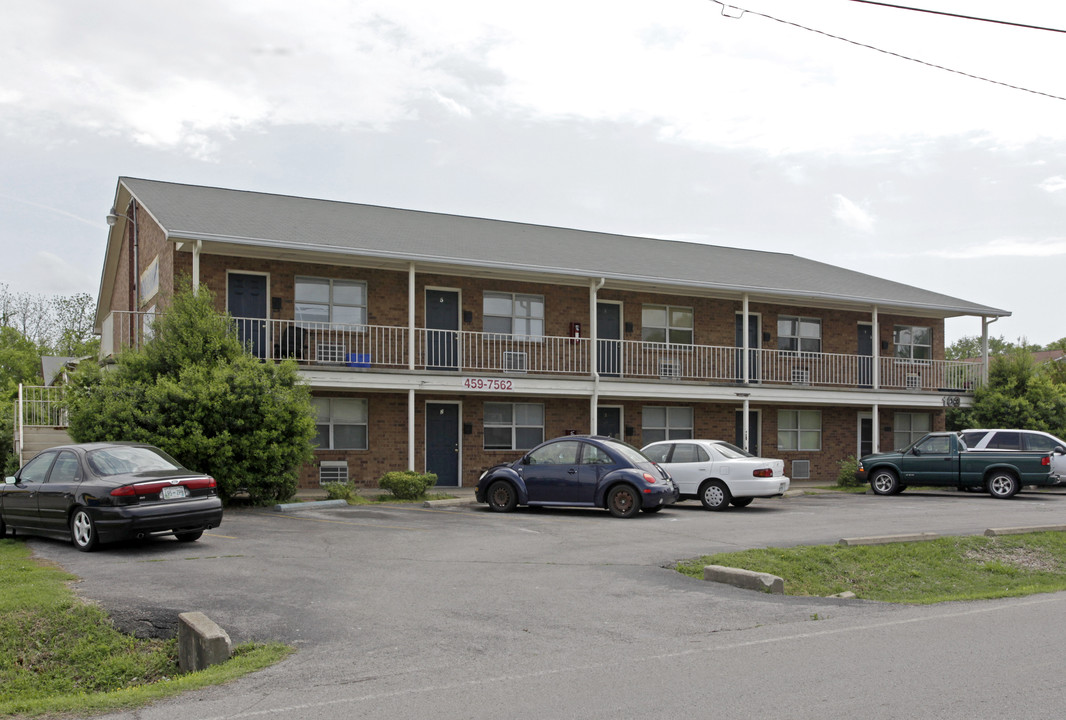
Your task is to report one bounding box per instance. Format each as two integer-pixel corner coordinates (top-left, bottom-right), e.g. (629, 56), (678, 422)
(710, 1), (1066, 102)
(847, 0), (1066, 35)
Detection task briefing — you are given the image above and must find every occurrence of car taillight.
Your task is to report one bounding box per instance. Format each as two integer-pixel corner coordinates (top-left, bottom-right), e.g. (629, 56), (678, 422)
(753, 469), (773, 478)
(1043, 456), (1052, 466)
(110, 476), (216, 497)
(643, 472), (658, 484)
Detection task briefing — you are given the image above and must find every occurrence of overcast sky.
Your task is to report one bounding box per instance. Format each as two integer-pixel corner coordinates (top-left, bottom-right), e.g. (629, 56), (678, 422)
(1, 0), (1063, 346)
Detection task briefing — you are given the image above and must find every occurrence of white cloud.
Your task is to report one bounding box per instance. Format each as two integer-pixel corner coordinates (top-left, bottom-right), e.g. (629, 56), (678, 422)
(832, 194), (875, 234)
(1039, 176), (1066, 193)
(928, 237), (1066, 260)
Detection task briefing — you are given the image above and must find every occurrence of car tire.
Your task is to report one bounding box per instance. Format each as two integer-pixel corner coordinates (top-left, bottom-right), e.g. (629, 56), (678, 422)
(730, 497), (754, 508)
(699, 480), (731, 511)
(70, 508), (99, 552)
(987, 471), (1019, 499)
(0, 516), (5, 538)
(870, 469), (900, 496)
(606, 485), (640, 518)
(486, 480), (518, 512)
(175, 530), (204, 542)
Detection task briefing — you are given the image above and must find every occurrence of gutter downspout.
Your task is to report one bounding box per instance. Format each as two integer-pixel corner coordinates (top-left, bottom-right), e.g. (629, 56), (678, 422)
(590, 277), (605, 434)
(982, 316), (998, 384)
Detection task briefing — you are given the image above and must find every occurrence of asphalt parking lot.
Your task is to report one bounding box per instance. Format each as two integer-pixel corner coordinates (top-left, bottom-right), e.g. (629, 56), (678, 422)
(21, 487), (1066, 720)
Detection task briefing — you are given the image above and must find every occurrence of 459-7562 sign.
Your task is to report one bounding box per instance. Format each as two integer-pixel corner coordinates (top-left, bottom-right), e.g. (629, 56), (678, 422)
(463, 378), (515, 391)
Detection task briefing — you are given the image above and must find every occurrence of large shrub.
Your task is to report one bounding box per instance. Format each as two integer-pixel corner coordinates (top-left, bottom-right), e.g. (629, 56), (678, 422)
(379, 471), (438, 500)
(66, 286), (315, 504)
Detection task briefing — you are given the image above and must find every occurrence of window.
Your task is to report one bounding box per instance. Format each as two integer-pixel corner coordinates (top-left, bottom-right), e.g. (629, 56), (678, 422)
(670, 443), (710, 463)
(295, 277), (367, 327)
(778, 410), (822, 451)
(777, 316), (821, 354)
(894, 412), (930, 450)
(484, 403), (544, 450)
(642, 407), (693, 444)
(642, 305), (693, 345)
(48, 452), (79, 484)
(894, 325), (932, 361)
(18, 451), (55, 484)
(527, 440), (580, 465)
(581, 444), (614, 465)
(914, 434), (951, 454)
(1025, 433), (1066, 453)
(313, 398), (368, 450)
(484, 292), (544, 339)
(986, 431), (1022, 450)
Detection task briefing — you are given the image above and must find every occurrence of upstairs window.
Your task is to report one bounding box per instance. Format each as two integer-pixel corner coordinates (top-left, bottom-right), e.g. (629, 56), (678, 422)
(642, 305), (693, 345)
(296, 278), (367, 327)
(484, 292), (544, 340)
(894, 412), (930, 450)
(894, 325), (932, 361)
(777, 316), (821, 354)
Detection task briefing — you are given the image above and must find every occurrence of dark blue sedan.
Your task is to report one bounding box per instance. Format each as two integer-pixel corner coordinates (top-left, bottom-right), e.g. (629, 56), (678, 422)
(475, 435), (679, 517)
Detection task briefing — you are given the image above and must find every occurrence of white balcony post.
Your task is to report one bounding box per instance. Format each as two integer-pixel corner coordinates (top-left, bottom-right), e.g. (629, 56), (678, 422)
(872, 306), (880, 390)
(742, 294), (750, 384)
(408, 263), (416, 371)
(192, 239), (202, 293)
(590, 278), (604, 434)
(872, 404), (880, 454)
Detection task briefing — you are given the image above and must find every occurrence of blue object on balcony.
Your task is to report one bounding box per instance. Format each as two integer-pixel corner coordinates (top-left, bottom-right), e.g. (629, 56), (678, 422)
(347, 353), (371, 368)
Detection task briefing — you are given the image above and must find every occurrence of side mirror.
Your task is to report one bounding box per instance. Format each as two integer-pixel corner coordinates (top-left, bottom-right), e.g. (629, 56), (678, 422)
(5, 476), (15, 485)
(1055, 446), (1065, 456)
(521, 456), (531, 465)
(911, 447), (922, 457)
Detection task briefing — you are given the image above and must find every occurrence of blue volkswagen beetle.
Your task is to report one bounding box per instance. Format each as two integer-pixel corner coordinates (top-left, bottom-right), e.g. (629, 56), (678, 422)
(475, 435), (678, 517)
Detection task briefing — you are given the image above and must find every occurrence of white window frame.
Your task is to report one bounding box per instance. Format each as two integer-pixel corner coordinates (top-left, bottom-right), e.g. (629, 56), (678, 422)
(484, 402), (544, 450)
(483, 291), (544, 341)
(893, 412), (931, 450)
(641, 305), (694, 346)
(642, 406), (693, 444)
(313, 397), (369, 450)
(778, 409), (822, 451)
(894, 325), (932, 362)
(777, 316), (821, 355)
(295, 277), (368, 328)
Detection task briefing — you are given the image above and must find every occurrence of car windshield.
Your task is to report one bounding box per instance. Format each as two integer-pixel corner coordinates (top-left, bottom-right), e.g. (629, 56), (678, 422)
(599, 438), (651, 465)
(711, 442), (755, 459)
(86, 446), (184, 476)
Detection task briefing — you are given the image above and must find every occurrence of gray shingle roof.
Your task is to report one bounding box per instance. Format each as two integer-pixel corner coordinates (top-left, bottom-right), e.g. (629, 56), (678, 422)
(117, 177), (1008, 318)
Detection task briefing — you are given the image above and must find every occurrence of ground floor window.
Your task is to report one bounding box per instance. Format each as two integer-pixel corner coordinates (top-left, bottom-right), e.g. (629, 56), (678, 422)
(313, 398), (368, 449)
(894, 412), (930, 449)
(642, 406), (693, 444)
(778, 409), (821, 451)
(484, 402), (544, 450)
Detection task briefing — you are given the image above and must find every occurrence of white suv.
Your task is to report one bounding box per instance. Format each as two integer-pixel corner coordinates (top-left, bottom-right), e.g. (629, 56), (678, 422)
(960, 429), (1066, 482)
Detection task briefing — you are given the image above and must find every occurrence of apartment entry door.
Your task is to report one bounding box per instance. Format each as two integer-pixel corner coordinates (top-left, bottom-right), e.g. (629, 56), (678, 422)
(426, 290), (459, 370)
(596, 302), (622, 377)
(228, 273), (267, 359)
(596, 406), (622, 439)
(858, 324), (873, 388)
(734, 314), (761, 383)
(426, 403), (459, 486)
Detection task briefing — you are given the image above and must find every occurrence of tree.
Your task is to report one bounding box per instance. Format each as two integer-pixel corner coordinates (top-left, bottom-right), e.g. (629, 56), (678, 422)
(945, 335), (1040, 361)
(66, 286), (316, 504)
(949, 352), (1066, 438)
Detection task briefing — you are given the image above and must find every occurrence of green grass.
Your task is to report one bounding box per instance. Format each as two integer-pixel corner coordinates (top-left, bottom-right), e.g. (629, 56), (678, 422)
(676, 532), (1066, 604)
(0, 540), (291, 718)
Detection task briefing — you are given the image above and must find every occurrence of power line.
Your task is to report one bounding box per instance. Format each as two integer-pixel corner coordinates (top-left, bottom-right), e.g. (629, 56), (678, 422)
(709, 1), (1066, 102)
(846, 1), (1066, 35)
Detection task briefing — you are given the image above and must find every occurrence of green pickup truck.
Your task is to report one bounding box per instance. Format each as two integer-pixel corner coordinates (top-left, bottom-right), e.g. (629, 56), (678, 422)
(856, 431), (1059, 499)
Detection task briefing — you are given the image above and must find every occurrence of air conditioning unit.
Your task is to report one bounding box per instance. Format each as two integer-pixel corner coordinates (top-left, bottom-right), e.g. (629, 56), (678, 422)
(319, 460), (348, 485)
(503, 351), (528, 373)
(791, 368), (810, 385)
(905, 373), (921, 390)
(792, 460), (811, 479)
(659, 360), (681, 378)
(316, 342), (346, 364)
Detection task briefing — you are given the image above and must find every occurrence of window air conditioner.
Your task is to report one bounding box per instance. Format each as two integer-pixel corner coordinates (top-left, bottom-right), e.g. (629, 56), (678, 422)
(791, 368), (810, 385)
(659, 360), (681, 379)
(792, 460), (811, 479)
(503, 351), (528, 373)
(316, 342), (346, 364)
(319, 460), (348, 485)
(905, 373), (921, 390)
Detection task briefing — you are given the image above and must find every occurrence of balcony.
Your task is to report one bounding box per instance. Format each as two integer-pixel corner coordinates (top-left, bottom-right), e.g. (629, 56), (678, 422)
(101, 312), (982, 393)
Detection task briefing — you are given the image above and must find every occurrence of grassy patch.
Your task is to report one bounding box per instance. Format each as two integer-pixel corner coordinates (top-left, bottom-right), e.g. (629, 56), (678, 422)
(0, 540), (291, 718)
(676, 532), (1066, 604)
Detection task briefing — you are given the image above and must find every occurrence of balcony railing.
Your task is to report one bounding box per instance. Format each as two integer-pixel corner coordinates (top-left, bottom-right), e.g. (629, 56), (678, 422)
(102, 311), (983, 392)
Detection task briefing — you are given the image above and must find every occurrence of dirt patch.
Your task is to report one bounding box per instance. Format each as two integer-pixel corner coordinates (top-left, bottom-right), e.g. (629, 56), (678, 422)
(965, 545), (1059, 572)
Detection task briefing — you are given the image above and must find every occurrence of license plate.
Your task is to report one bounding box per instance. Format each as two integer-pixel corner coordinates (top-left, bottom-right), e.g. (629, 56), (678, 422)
(161, 486), (187, 500)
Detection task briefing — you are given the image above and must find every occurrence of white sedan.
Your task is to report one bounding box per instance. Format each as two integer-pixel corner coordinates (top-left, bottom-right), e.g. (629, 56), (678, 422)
(641, 439), (790, 510)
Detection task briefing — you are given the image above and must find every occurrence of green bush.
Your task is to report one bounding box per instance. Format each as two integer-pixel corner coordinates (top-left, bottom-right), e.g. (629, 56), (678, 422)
(378, 471), (437, 500)
(322, 481), (360, 503)
(837, 455), (863, 488)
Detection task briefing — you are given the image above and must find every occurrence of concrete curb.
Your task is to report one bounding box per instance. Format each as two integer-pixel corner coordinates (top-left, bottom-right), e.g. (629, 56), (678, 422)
(985, 525), (1066, 537)
(703, 565), (784, 594)
(423, 497), (479, 508)
(273, 499), (349, 513)
(838, 532), (940, 546)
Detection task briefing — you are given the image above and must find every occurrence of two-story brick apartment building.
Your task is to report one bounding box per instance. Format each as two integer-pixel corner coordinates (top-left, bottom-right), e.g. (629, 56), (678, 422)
(95, 178), (1007, 489)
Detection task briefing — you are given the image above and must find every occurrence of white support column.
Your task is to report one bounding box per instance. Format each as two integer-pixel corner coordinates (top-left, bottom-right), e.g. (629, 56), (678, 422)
(742, 396), (751, 452)
(981, 316), (992, 383)
(408, 389), (416, 472)
(590, 278), (604, 434)
(872, 404), (880, 455)
(742, 294), (750, 384)
(17, 383), (24, 466)
(192, 240), (202, 293)
(872, 306), (880, 391)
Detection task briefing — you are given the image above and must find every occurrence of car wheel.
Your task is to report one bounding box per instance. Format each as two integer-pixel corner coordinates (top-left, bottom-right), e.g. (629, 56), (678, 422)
(70, 508), (99, 552)
(699, 480), (731, 510)
(987, 471), (1019, 499)
(175, 530), (204, 542)
(730, 497), (754, 508)
(606, 485), (640, 518)
(486, 480), (518, 512)
(870, 469), (900, 496)
(642, 505), (665, 514)
(0, 516), (5, 538)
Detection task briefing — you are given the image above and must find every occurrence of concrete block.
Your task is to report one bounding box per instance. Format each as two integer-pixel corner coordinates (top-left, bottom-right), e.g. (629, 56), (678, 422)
(178, 611), (232, 672)
(838, 532), (939, 546)
(703, 565), (784, 594)
(985, 525), (1066, 537)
